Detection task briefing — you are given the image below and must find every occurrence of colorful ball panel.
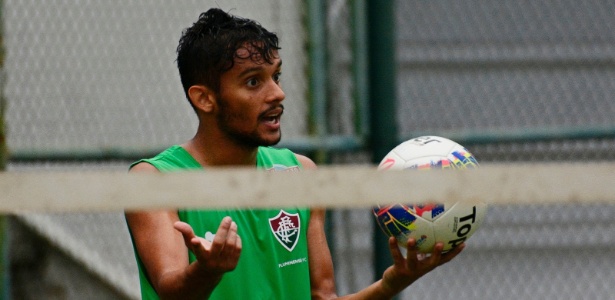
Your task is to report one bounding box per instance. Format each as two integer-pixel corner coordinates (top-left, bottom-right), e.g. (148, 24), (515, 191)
(374, 136), (487, 253)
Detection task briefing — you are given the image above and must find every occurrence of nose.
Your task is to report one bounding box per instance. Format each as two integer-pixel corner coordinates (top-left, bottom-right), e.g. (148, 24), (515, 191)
(266, 80), (285, 103)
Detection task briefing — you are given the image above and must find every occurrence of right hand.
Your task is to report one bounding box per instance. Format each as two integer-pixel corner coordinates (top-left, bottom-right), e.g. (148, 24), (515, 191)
(174, 216), (242, 276)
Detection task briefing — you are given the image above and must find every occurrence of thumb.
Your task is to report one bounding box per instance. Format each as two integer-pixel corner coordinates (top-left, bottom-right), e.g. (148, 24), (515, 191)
(174, 221), (197, 246)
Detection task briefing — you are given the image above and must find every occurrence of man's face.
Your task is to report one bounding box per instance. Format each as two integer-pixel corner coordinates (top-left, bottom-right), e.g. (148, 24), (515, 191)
(215, 46), (285, 148)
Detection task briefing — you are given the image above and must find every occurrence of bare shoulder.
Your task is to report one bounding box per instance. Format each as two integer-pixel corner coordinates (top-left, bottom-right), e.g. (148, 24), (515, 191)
(126, 162), (161, 220)
(295, 153), (317, 170)
(129, 161), (160, 173)
(125, 161), (176, 231)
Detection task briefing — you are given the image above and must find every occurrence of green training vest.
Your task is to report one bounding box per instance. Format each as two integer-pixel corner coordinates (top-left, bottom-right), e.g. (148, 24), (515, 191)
(128, 145), (312, 299)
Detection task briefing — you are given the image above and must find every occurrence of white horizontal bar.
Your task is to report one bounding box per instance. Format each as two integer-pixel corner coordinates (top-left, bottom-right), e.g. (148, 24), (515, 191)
(2, 163), (615, 213)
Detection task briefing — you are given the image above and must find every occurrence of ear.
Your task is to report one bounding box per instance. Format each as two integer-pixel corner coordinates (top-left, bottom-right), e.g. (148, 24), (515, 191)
(188, 85), (216, 113)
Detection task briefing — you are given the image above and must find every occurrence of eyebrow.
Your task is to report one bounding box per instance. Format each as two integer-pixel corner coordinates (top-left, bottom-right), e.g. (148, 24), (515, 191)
(237, 59), (283, 78)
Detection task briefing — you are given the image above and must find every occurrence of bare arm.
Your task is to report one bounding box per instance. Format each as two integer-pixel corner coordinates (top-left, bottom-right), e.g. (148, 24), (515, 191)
(295, 154), (338, 298)
(307, 207), (338, 299)
(125, 162), (241, 299)
(336, 238), (464, 299)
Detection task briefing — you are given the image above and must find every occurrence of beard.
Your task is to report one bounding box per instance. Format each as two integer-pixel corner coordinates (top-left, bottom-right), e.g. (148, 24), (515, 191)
(216, 96), (282, 148)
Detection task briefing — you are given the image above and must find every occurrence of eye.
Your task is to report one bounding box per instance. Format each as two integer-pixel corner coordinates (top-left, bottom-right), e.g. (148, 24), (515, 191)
(273, 72), (282, 84)
(247, 78), (259, 87)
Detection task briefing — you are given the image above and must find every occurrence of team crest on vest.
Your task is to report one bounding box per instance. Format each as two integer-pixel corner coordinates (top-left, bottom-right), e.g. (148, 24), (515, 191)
(269, 210), (301, 252)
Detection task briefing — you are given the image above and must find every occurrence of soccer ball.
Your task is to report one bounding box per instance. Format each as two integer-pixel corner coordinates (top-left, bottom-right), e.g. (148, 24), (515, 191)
(373, 136), (487, 253)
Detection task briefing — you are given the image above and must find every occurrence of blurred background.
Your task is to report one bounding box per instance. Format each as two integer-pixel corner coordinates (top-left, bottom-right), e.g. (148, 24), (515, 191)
(2, 0), (615, 299)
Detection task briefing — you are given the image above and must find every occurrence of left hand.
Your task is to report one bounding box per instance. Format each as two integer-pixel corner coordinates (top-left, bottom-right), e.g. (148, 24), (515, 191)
(380, 237), (465, 295)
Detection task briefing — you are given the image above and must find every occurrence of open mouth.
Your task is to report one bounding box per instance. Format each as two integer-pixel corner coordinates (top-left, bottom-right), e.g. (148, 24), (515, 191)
(261, 106), (284, 125)
(263, 115), (280, 124)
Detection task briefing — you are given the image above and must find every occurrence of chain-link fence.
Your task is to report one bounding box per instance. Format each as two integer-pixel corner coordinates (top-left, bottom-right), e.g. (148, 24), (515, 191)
(4, 0), (307, 155)
(4, 1), (308, 299)
(4, 0), (615, 299)
(395, 0), (615, 162)
(325, 1), (615, 299)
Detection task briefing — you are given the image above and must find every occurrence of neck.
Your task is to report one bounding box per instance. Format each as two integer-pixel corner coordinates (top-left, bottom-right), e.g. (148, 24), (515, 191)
(182, 130), (259, 167)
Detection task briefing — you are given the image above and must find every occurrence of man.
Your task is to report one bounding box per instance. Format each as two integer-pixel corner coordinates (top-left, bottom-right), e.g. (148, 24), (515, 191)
(125, 8), (464, 299)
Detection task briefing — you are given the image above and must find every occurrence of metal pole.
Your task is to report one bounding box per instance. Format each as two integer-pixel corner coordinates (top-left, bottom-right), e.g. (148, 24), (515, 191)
(351, 0), (369, 138)
(367, 0), (398, 290)
(306, 0), (340, 284)
(306, 0), (329, 164)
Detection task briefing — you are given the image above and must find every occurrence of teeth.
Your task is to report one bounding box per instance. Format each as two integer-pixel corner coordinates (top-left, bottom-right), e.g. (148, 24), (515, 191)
(262, 107), (282, 123)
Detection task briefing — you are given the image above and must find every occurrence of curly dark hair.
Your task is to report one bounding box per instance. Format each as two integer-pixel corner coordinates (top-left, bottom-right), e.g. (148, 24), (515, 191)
(176, 8), (281, 107)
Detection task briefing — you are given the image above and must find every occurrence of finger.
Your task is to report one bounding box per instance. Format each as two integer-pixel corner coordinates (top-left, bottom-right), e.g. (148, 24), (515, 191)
(225, 222), (242, 267)
(236, 234), (242, 255)
(229, 233), (242, 266)
(190, 237), (212, 261)
(222, 221), (238, 254)
(211, 216), (233, 254)
(174, 221), (211, 261)
(226, 221), (239, 251)
(428, 242), (445, 264)
(388, 237), (405, 266)
(440, 243), (465, 264)
(174, 221), (197, 247)
(404, 238), (419, 269)
(174, 221), (196, 237)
